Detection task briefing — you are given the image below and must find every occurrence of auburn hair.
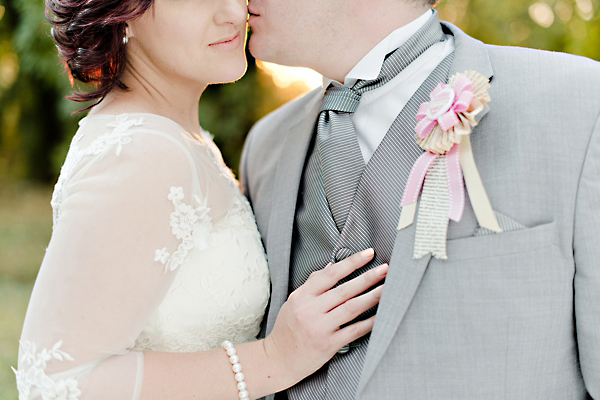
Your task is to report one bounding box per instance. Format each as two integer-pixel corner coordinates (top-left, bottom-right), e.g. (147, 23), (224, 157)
(46, 0), (153, 110)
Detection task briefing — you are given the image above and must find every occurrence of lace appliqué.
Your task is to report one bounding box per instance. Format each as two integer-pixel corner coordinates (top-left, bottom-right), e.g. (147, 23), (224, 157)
(154, 187), (213, 272)
(51, 114), (144, 228)
(12, 341), (80, 400)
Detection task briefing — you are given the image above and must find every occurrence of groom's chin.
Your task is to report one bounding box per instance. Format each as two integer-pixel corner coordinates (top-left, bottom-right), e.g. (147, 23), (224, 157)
(247, 31), (273, 64)
(247, 33), (262, 60)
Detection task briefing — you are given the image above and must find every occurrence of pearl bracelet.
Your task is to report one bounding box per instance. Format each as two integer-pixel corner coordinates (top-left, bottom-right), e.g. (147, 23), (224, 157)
(222, 340), (249, 399)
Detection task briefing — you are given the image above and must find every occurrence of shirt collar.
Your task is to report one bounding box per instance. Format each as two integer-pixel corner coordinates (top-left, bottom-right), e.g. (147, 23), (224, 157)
(323, 9), (434, 89)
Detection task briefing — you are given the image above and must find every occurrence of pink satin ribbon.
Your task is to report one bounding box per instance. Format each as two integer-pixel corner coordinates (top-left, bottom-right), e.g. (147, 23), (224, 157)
(400, 152), (439, 206)
(400, 143), (465, 223)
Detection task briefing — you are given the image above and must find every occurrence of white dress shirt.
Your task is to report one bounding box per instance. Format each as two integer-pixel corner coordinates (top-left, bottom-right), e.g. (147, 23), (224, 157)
(323, 10), (455, 163)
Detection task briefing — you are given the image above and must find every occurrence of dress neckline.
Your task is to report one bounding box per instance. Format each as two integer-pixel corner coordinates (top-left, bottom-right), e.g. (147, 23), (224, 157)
(80, 112), (210, 143)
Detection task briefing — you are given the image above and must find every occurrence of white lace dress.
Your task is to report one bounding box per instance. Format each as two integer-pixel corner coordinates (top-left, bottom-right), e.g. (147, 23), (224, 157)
(13, 113), (270, 399)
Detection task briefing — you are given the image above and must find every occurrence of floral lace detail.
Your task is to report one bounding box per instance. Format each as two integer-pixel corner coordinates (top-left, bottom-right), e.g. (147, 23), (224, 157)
(224, 196), (263, 237)
(51, 114), (144, 228)
(219, 196), (269, 281)
(130, 313), (263, 353)
(12, 341), (80, 400)
(138, 190), (270, 355)
(154, 187), (213, 272)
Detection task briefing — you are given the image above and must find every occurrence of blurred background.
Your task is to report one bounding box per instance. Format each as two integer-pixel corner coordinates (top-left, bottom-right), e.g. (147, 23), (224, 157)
(0, 0), (599, 397)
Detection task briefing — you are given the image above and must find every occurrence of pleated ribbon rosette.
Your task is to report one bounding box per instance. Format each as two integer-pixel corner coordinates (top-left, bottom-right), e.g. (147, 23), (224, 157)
(397, 70), (501, 260)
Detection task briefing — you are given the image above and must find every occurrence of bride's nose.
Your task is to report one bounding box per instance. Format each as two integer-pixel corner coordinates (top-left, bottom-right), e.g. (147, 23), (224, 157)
(214, 0), (247, 26)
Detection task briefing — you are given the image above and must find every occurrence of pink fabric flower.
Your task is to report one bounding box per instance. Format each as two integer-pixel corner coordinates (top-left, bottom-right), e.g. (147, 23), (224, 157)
(415, 75), (475, 139)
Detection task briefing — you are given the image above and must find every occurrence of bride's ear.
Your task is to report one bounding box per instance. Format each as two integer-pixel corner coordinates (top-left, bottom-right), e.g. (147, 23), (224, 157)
(123, 24), (130, 44)
(124, 22), (137, 41)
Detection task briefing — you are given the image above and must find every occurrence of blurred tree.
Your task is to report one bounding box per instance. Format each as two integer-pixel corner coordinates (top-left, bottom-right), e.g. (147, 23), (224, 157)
(0, 0), (78, 183)
(436, 0), (600, 60)
(0, 0), (598, 184)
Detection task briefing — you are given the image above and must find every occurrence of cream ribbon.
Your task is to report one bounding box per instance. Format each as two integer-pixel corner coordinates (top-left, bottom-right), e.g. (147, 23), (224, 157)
(459, 135), (501, 232)
(397, 135), (501, 234)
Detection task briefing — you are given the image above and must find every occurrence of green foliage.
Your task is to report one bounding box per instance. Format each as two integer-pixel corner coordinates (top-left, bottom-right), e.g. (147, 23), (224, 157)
(0, 0), (78, 183)
(437, 0), (600, 60)
(12, 0), (67, 90)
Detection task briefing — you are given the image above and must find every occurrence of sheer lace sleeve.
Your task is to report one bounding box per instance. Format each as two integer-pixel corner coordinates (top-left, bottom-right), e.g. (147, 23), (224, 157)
(14, 116), (205, 399)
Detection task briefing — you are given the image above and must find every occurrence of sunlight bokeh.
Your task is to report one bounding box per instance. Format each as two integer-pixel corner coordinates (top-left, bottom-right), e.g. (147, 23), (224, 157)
(256, 60), (323, 91)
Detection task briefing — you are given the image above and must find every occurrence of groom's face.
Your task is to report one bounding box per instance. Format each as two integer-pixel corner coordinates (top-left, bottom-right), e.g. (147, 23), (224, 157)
(248, 0), (345, 68)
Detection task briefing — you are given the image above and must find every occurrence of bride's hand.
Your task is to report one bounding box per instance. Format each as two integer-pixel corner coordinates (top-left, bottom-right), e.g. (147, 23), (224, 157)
(264, 248), (386, 382)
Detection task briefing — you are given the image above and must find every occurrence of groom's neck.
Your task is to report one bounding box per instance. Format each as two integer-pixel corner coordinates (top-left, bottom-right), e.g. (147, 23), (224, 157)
(314, 4), (432, 83)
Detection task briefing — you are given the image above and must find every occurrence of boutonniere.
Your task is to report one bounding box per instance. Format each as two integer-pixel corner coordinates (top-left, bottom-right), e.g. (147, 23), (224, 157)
(397, 71), (501, 260)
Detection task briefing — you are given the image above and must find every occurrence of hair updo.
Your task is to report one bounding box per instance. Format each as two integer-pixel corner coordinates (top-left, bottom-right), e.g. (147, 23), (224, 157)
(46, 0), (154, 110)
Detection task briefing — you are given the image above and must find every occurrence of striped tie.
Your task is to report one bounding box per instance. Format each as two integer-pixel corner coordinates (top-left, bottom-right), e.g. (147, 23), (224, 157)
(287, 15), (448, 400)
(316, 14), (446, 232)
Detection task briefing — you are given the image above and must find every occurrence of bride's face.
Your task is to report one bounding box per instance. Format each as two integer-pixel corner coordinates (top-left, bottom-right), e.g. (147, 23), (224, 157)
(127, 0), (248, 88)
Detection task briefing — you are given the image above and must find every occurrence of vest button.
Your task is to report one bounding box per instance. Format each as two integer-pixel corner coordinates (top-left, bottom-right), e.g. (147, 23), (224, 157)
(337, 344), (350, 354)
(335, 247), (353, 262)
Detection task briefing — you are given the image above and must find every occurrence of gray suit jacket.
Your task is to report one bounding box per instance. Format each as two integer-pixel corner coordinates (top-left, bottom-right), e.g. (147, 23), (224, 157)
(241, 21), (600, 399)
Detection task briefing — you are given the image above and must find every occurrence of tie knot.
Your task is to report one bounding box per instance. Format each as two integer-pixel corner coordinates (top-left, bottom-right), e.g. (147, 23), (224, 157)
(321, 86), (362, 114)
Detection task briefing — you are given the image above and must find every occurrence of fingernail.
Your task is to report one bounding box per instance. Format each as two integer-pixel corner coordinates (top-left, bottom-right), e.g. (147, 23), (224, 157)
(375, 264), (388, 276)
(361, 248), (374, 258)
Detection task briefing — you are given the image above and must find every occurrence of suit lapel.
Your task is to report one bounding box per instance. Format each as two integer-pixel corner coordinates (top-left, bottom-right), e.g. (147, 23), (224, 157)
(265, 91), (324, 334)
(355, 22), (495, 398)
(443, 22), (494, 80)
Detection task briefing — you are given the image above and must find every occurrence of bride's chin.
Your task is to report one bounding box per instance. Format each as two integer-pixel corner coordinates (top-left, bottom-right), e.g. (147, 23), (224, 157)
(212, 59), (249, 84)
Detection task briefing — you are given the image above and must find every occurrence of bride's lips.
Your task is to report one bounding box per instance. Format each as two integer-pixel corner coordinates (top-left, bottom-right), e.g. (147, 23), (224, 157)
(208, 33), (241, 50)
